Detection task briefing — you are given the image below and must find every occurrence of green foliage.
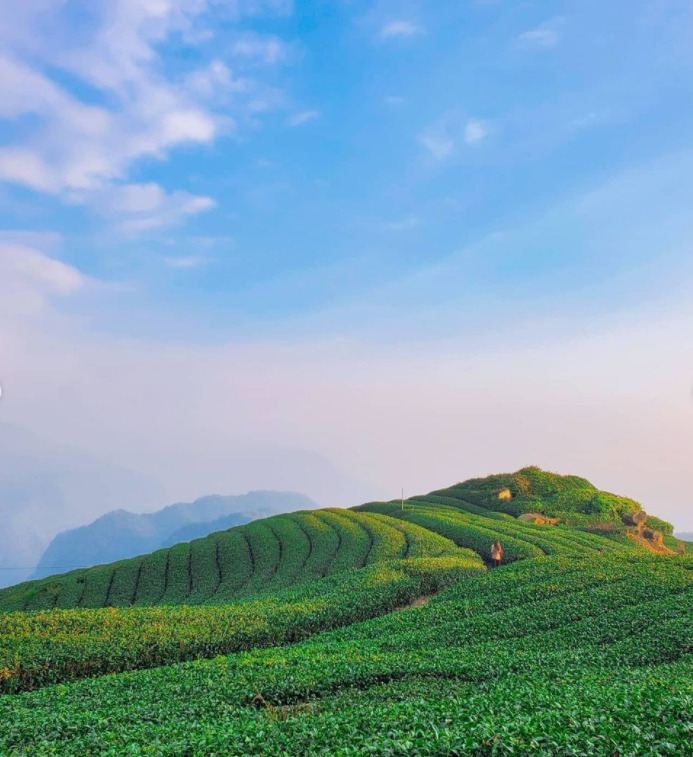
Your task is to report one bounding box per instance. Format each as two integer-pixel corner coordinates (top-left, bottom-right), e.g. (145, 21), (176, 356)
(0, 554), (483, 694)
(1, 468), (688, 755)
(0, 511), (458, 613)
(1, 554), (690, 756)
(647, 515), (675, 536)
(357, 501), (633, 564)
(435, 465), (642, 521)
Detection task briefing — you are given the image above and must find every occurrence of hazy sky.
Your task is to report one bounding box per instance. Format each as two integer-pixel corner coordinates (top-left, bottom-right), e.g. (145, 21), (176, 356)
(1, 1), (692, 529)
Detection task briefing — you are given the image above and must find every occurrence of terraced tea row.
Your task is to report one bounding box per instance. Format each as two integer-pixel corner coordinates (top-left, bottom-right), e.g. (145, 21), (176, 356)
(0, 554), (484, 693)
(0, 510), (459, 612)
(356, 499), (633, 562)
(1, 467), (668, 614)
(3, 554), (690, 756)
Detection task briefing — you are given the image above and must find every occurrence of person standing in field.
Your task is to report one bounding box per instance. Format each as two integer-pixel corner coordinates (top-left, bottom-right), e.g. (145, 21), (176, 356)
(491, 540), (503, 567)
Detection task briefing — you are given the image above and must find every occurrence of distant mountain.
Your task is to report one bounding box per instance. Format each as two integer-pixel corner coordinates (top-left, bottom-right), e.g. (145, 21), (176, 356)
(0, 423), (164, 589)
(675, 532), (693, 542)
(33, 491), (318, 579)
(160, 513), (251, 547)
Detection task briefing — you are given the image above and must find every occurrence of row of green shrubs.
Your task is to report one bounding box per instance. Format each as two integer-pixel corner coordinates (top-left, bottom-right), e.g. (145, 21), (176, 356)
(2, 553), (691, 756)
(0, 554), (484, 694)
(0, 510), (459, 613)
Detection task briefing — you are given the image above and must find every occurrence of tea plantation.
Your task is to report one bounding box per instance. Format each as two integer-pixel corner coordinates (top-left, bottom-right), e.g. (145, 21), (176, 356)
(0, 509), (457, 612)
(1, 468), (691, 756)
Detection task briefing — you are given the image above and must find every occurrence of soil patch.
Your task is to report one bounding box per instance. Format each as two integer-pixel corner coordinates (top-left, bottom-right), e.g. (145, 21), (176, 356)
(395, 594), (434, 612)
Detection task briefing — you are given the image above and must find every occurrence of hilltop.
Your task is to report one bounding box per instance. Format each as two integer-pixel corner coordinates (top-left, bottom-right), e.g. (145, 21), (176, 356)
(433, 465), (640, 519)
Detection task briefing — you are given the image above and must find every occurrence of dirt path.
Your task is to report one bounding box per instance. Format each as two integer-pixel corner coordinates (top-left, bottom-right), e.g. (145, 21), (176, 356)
(394, 594), (434, 612)
(626, 532), (675, 555)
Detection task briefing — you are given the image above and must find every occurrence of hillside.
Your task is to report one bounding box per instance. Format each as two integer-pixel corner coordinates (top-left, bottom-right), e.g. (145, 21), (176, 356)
(1, 555), (691, 754)
(33, 491), (315, 579)
(0, 467), (690, 756)
(0, 508), (458, 612)
(1, 467), (674, 614)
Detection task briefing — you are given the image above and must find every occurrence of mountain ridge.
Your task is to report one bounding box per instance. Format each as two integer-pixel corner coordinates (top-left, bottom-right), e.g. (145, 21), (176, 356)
(32, 490), (318, 579)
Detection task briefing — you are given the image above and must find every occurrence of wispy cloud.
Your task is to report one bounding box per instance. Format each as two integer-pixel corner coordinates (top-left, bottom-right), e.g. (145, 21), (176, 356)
(419, 116), (489, 160)
(288, 109), (321, 127)
(384, 95), (405, 106)
(517, 18), (564, 49)
(230, 33), (289, 64)
(0, 230), (62, 251)
(163, 256), (207, 269)
(87, 183), (216, 234)
(0, 7), (218, 194)
(419, 132), (454, 160)
(380, 20), (423, 39)
(0, 241), (89, 318)
(386, 216), (421, 231)
(464, 119), (488, 145)
(0, 0), (289, 231)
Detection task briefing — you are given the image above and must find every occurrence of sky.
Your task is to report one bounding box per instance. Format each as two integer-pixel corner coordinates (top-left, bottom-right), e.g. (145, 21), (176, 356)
(1, 0), (692, 530)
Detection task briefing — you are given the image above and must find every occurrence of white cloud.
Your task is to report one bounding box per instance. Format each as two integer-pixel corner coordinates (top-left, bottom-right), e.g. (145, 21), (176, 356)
(184, 60), (247, 102)
(0, 230), (62, 250)
(87, 183), (216, 233)
(380, 20), (422, 39)
(163, 256), (207, 269)
(419, 130), (455, 160)
(231, 33), (289, 64)
(0, 1), (290, 230)
(464, 118), (488, 145)
(0, 241), (88, 318)
(517, 18), (564, 49)
(420, 115), (489, 160)
(384, 95), (405, 106)
(0, 7), (219, 193)
(518, 28), (559, 47)
(288, 109), (321, 127)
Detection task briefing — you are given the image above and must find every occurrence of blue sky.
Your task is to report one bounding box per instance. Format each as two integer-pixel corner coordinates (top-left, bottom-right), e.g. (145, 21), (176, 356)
(1, 1), (693, 528)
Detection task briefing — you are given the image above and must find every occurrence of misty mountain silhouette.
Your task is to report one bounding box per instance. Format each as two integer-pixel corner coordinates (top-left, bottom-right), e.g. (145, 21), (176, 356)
(32, 491), (318, 579)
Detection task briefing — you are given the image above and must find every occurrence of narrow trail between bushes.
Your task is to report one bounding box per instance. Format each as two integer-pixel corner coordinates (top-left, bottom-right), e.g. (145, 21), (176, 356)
(394, 594), (435, 612)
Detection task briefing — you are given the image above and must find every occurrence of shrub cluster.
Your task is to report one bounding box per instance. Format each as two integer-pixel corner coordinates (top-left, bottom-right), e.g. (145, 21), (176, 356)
(1, 554), (690, 756)
(0, 554), (483, 693)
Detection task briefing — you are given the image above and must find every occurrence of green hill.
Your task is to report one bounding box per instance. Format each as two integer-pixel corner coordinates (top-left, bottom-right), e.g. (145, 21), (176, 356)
(433, 464), (645, 520)
(0, 467), (667, 614)
(0, 509), (458, 612)
(0, 467), (690, 756)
